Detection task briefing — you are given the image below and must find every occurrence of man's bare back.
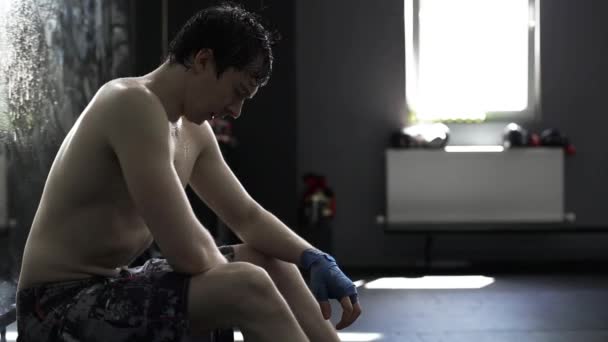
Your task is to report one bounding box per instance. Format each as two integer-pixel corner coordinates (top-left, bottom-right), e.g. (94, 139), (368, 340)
(18, 78), (207, 290)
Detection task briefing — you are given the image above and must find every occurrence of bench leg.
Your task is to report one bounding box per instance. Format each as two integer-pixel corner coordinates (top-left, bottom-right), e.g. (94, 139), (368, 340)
(1, 327), (6, 342)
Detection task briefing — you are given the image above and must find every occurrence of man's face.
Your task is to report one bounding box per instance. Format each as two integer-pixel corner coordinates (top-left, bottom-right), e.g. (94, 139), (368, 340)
(184, 50), (259, 125)
(207, 67), (259, 121)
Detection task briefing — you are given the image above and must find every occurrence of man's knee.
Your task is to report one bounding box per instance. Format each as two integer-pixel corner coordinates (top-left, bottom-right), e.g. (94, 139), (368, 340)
(232, 262), (275, 294)
(203, 262), (277, 306)
(229, 262), (293, 316)
(187, 262), (281, 330)
(233, 244), (301, 276)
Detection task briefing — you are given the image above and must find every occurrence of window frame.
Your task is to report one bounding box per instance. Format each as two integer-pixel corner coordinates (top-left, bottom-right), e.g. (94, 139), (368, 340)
(405, 0), (542, 123)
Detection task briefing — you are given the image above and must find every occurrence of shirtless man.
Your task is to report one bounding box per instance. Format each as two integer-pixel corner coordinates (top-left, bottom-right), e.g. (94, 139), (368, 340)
(16, 4), (361, 342)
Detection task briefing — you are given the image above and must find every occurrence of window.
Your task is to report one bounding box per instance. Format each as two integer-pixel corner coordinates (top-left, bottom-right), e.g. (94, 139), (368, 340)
(405, 0), (540, 122)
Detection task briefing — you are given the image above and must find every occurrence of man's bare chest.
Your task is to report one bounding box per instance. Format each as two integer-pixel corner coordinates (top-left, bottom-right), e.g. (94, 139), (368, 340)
(169, 120), (201, 187)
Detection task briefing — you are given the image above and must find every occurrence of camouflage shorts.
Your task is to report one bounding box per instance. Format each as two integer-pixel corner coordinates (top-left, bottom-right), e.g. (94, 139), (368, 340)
(16, 245), (236, 342)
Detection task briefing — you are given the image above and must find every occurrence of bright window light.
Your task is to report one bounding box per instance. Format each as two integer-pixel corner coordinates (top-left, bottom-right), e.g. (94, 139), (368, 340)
(364, 276), (494, 289)
(6, 331), (17, 342)
(444, 145), (504, 152)
(354, 280), (366, 288)
(405, 0), (540, 122)
(235, 331), (383, 342)
(338, 333), (384, 341)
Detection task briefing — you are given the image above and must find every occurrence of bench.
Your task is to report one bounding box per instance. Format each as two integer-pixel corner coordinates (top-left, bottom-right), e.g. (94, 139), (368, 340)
(0, 250), (233, 341)
(0, 280), (16, 342)
(0, 304), (15, 342)
(0, 300), (232, 342)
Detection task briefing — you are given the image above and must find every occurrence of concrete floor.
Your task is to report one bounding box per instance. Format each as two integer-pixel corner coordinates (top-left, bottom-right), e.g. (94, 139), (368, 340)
(3, 273), (608, 341)
(328, 273), (608, 342)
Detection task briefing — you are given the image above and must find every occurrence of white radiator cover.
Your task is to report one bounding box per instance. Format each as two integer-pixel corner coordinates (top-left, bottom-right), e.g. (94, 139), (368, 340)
(386, 148), (564, 224)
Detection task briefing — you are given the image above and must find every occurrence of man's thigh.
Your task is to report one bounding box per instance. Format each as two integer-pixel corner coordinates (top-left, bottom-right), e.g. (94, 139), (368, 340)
(186, 245), (277, 336)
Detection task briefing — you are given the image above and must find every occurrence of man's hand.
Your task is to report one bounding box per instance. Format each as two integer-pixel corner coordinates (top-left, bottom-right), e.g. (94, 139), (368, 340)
(300, 249), (362, 330)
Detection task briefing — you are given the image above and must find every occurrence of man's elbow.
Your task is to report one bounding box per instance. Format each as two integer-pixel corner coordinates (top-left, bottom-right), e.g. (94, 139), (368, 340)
(229, 201), (264, 232)
(223, 200), (265, 232)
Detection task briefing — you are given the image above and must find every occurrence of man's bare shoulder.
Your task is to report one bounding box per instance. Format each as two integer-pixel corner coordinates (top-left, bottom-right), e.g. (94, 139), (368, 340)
(190, 120), (221, 156)
(94, 78), (162, 115)
(88, 78), (168, 137)
(196, 121), (215, 141)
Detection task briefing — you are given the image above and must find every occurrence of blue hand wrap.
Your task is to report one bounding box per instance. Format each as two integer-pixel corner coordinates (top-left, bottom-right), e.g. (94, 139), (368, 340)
(300, 249), (358, 304)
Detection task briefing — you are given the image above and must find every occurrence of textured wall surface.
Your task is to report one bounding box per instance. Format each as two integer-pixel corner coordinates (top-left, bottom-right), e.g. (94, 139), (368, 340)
(0, 0), (133, 281)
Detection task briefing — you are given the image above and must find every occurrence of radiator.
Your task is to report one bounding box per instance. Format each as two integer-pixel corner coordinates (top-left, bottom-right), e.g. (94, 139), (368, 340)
(386, 148), (564, 224)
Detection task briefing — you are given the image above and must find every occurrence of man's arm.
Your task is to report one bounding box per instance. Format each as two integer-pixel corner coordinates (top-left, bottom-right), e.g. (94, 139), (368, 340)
(189, 123), (313, 264)
(190, 123), (362, 328)
(100, 83), (226, 274)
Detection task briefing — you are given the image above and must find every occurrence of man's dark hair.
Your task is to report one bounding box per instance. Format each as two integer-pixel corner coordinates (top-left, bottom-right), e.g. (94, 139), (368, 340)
(167, 2), (276, 86)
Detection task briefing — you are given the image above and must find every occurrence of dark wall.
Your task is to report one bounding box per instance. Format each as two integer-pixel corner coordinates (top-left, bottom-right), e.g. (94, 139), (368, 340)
(133, 0), (162, 76)
(539, 0), (608, 226)
(296, 0), (426, 268)
(296, 0), (608, 268)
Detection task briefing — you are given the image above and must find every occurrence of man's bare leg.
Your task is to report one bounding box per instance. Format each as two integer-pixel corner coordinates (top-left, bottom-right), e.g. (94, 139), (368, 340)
(187, 261), (309, 342)
(232, 244), (341, 342)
